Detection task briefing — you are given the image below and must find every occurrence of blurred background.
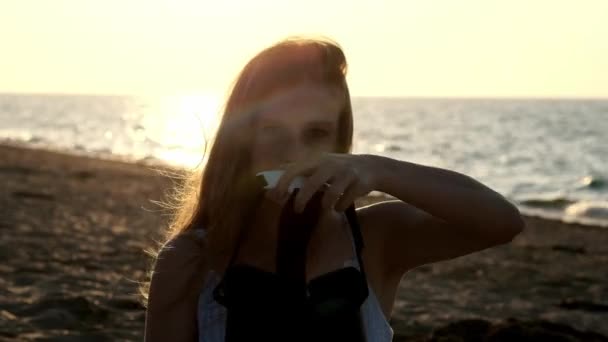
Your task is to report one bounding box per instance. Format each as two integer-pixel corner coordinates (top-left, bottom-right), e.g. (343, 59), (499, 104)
(2, 0), (606, 226)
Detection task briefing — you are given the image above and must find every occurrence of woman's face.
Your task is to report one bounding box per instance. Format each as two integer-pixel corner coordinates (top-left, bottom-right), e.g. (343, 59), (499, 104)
(250, 83), (344, 174)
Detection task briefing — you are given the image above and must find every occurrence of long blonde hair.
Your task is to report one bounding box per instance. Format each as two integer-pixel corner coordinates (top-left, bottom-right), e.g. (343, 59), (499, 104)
(144, 36), (355, 300)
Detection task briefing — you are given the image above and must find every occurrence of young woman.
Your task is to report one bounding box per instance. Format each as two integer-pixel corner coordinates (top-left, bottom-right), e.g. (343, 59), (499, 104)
(143, 36), (525, 341)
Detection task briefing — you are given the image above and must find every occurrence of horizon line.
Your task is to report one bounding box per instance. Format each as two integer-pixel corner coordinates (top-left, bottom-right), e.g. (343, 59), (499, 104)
(1, 90), (607, 101)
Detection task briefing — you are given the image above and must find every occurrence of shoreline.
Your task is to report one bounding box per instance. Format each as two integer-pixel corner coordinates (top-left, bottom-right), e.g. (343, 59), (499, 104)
(1, 143), (607, 340)
(3, 140), (607, 230)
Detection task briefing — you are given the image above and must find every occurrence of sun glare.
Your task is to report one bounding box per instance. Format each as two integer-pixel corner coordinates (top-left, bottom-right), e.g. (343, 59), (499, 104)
(141, 93), (221, 168)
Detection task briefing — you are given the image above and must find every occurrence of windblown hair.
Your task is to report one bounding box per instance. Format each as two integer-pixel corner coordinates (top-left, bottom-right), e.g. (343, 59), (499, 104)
(142, 35), (354, 302)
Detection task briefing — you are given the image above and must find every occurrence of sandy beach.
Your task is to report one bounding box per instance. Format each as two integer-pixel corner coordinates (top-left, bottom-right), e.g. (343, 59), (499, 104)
(1, 143), (607, 341)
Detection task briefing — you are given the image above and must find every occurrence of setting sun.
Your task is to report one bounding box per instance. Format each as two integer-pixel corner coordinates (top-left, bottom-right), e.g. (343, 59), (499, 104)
(140, 93), (221, 167)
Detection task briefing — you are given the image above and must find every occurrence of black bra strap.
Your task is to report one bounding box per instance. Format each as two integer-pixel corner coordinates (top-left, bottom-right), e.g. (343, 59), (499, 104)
(276, 189), (323, 289)
(344, 204), (367, 281)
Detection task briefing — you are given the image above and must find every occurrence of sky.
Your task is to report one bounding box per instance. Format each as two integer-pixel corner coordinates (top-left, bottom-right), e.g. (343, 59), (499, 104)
(1, 0), (607, 98)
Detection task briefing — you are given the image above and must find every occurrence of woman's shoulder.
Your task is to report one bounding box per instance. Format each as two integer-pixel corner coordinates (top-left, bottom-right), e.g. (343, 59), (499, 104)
(162, 227), (206, 247)
(146, 228), (208, 340)
(149, 228), (209, 302)
(158, 228), (207, 266)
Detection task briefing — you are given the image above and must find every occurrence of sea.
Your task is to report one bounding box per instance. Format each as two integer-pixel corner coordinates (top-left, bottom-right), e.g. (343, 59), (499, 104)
(1, 93), (607, 227)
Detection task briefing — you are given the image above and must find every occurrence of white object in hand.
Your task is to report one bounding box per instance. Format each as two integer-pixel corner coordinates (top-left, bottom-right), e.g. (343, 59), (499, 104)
(256, 169), (305, 194)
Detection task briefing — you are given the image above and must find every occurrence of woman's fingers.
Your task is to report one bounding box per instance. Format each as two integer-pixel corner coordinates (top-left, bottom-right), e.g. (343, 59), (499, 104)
(293, 166), (335, 213)
(272, 160), (314, 199)
(321, 171), (354, 210)
(334, 181), (362, 212)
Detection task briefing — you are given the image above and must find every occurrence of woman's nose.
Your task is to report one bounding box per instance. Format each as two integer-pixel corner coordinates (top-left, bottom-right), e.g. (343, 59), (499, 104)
(279, 145), (303, 165)
(278, 140), (311, 166)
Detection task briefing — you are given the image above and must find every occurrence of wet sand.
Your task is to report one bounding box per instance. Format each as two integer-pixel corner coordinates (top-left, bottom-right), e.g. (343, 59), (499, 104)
(1, 143), (607, 341)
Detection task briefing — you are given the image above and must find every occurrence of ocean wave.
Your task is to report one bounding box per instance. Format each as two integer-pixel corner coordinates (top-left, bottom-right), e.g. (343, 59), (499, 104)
(519, 197), (575, 209)
(564, 201), (608, 220)
(518, 199), (608, 228)
(0, 130), (45, 144)
(577, 175), (606, 190)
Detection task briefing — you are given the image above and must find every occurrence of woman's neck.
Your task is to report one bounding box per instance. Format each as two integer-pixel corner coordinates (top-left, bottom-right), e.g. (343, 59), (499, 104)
(230, 200), (348, 274)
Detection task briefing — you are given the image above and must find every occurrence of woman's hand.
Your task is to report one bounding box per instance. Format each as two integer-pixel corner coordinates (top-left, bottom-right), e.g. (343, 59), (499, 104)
(267, 153), (379, 213)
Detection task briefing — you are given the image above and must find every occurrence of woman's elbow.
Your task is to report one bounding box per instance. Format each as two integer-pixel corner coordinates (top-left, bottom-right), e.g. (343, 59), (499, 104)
(495, 203), (526, 244)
